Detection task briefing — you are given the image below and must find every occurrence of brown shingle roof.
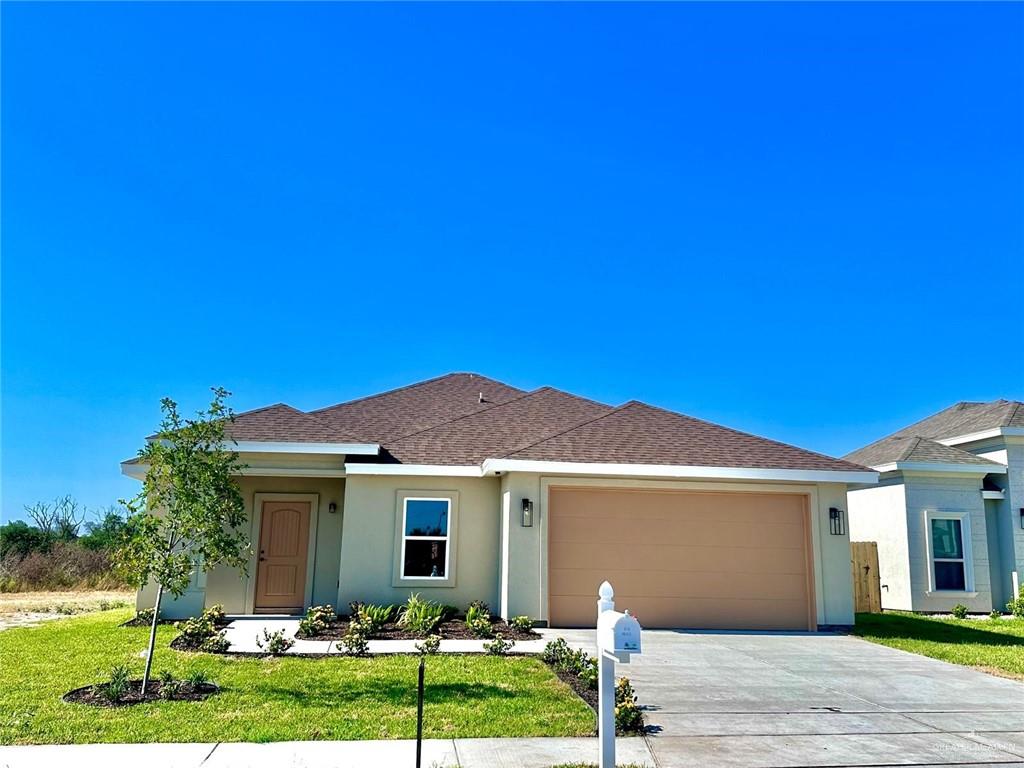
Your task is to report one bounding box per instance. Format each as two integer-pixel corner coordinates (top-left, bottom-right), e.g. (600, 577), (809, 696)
(506, 401), (868, 473)
(886, 399), (1024, 441)
(225, 404), (359, 443)
(844, 435), (1004, 469)
(385, 388), (611, 465)
(311, 373), (525, 442)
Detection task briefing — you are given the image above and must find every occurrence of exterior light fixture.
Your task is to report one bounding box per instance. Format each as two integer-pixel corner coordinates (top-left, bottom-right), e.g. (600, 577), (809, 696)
(521, 498), (534, 527)
(1020, 508), (1023, 530)
(829, 507), (846, 536)
(329, 502), (338, 514)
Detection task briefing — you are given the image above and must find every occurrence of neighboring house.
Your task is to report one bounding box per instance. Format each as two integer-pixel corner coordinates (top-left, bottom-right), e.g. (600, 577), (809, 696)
(123, 373), (876, 630)
(846, 400), (1024, 614)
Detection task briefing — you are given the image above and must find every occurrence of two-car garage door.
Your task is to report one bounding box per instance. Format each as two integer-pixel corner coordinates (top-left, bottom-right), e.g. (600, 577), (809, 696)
(547, 488), (815, 630)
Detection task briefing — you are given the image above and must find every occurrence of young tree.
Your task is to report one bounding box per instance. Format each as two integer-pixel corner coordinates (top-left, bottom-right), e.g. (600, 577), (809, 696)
(116, 387), (249, 693)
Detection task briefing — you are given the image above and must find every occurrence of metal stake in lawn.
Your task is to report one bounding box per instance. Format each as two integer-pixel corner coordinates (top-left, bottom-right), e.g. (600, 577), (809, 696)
(415, 654), (425, 768)
(596, 581), (642, 768)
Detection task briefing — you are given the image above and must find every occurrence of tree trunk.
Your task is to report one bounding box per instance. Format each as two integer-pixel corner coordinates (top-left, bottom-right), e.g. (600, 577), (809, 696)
(141, 583), (164, 695)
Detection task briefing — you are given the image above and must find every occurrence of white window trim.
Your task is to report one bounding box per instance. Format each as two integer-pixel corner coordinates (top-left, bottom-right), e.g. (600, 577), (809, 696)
(923, 510), (976, 595)
(392, 490), (459, 588)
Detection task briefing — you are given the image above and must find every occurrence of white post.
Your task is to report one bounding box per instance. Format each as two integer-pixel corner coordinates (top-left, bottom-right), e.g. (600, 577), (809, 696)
(597, 581), (615, 768)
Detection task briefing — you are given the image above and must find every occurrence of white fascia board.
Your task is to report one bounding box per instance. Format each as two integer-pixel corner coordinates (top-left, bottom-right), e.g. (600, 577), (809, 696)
(480, 459), (878, 485)
(938, 427), (1024, 447)
(873, 461), (1007, 475)
(121, 461), (346, 479)
(230, 441), (379, 455)
(344, 463), (483, 477)
(121, 461), (147, 480)
(981, 489), (1006, 500)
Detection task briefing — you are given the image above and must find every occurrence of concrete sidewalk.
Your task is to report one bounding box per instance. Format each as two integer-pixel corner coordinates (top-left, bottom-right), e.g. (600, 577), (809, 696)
(0, 737), (656, 768)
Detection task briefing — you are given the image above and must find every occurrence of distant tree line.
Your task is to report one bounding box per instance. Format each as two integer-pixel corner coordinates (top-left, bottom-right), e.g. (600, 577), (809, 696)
(0, 496), (133, 591)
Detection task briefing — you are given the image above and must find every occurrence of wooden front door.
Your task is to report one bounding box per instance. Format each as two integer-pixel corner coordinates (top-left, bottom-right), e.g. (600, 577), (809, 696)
(255, 501), (311, 613)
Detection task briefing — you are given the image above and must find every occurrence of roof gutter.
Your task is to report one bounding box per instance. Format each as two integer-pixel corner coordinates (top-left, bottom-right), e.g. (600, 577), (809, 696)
(937, 427), (1024, 447)
(872, 461), (1007, 475)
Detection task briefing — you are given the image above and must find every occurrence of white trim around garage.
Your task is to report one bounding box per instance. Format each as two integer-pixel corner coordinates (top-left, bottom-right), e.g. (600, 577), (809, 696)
(482, 459), (878, 485)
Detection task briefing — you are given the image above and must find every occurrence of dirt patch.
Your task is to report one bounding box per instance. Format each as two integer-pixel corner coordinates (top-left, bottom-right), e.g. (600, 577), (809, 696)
(63, 680), (219, 707)
(0, 590), (134, 630)
(300, 615), (540, 642)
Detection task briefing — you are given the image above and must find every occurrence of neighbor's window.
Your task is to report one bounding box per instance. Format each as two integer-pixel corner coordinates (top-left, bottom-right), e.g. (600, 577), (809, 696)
(931, 518), (966, 591)
(401, 498), (450, 579)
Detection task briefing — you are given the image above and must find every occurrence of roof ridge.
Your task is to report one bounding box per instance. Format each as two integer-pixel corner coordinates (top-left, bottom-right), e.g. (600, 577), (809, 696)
(386, 387), (552, 444)
(309, 372), (497, 415)
(501, 400), (638, 458)
(234, 402), (295, 417)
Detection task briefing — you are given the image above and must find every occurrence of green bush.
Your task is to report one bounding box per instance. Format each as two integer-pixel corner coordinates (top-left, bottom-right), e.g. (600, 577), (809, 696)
(186, 669), (210, 687)
(542, 638), (573, 667)
(358, 603), (395, 634)
(97, 664), (131, 703)
(256, 628), (294, 655)
(343, 620), (370, 656)
(1007, 586), (1024, 618)
(174, 605), (228, 651)
(990, 609), (1002, 620)
(298, 604), (337, 637)
(951, 603), (969, 619)
(509, 615), (533, 633)
(614, 677), (644, 732)
(466, 603), (494, 638)
(200, 633), (230, 653)
(541, 639), (598, 690)
(415, 634), (441, 655)
(398, 594), (453, 636)
(483, 633), (513, 655)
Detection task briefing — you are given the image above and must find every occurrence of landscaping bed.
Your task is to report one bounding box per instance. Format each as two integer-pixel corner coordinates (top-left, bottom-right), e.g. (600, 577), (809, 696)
(303, 614), (540, 642)
(0, 608), (593, 744)
(63, 679), (218, 707)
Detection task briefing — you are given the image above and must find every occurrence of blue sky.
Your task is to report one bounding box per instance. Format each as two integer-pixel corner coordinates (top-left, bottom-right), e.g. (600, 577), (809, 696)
(2, 2), (1022, 522)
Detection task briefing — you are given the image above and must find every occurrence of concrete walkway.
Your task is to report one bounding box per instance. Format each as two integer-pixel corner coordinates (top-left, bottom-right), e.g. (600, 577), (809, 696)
(548, 628), (1024, 767)
(0, 737), (656, 768)
(223, 616), (547, 655)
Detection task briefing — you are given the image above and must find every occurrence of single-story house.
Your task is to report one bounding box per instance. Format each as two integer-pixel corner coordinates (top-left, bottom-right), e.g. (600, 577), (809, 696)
(846, 400), (1024, 614)
(124, 373), (877, 630)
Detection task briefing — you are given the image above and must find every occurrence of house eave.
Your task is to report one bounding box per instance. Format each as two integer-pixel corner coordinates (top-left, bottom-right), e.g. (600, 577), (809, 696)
(937, 427), (1024, 447)
(872, 461), (1007, 475)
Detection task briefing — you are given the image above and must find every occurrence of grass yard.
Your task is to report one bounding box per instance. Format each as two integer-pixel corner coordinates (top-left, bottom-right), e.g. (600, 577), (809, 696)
(0, 609), (594, 745)
(853, 611), (1024, 679)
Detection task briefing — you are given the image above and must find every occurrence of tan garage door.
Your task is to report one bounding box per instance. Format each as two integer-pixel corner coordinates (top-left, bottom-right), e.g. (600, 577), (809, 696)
(548, 488), (814, 630)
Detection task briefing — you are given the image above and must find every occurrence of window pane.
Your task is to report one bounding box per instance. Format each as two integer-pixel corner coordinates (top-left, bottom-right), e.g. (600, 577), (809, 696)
(404, 540), (447, 578)
(405, 499), (449, 537)
(931, 519), (963, 559)
(934, 560), (966, 591)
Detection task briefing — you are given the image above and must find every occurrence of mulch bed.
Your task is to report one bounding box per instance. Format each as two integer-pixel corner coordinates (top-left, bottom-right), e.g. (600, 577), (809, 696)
(168, 619), (231, 651)
(63, 680), (219, 707)
(299, 615), (540, 642)
(546, 661), (598, 711)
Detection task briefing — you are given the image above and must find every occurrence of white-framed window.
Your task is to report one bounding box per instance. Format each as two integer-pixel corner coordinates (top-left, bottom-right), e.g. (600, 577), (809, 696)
(399, 496), (452, 580)
(925, 511), (974, 593)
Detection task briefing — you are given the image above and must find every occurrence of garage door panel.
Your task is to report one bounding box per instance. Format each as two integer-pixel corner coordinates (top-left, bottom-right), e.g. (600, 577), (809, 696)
(547, 488), (812, 630)
(549, 568), (808, 601)
(548, 541), (809, 575)
(550, 518), (806, 550)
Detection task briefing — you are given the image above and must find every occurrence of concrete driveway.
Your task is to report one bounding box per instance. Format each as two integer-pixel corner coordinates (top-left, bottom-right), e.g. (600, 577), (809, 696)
(546, 629), (1024, 767)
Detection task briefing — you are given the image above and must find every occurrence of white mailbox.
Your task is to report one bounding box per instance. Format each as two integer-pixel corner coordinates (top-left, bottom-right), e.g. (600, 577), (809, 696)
(597, 609), (642, 661)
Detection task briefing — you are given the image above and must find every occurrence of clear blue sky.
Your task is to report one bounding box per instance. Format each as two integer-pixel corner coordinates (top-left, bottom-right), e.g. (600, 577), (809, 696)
(3, 2), (1022, 522)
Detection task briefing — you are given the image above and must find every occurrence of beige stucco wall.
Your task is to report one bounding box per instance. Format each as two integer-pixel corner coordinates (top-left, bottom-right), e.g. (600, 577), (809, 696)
(499, 473), (856, 627)
(848, 479), (913, 610)
(337, 475), (502, 611)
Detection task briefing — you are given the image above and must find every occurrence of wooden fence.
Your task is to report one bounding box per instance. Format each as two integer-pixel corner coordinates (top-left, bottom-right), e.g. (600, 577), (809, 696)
(851, 541), (882, 613)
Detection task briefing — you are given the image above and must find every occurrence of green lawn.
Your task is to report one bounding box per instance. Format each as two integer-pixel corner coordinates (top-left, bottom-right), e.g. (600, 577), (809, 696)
(853, 612), (1024, 679)
(0, 609), (593, 745)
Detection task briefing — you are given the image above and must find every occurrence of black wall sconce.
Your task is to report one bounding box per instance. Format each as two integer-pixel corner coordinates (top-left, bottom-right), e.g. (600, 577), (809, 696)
(521, 498), (534, 527)
(829, 507), (846, 536)
(328, 502), (337, 514)
(1019, 508), (1023, 530)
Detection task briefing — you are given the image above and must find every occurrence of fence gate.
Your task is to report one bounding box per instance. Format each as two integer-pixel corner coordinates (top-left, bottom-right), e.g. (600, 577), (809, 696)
(851, 541), (882, 613)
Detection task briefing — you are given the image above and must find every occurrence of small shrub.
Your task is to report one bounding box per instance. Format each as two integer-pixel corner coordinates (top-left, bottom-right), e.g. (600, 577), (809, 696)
(466, 604), (493, 638)
(509, 615), (533, 633)
(255, 628), (294, 655)
(98, 664), (131, 703)
(298, 604), (337, 637)
(398, 594), (452, 636)
(415, 634), (441, 655)
(135, 608), (155, 625)
(951, 603), (969, 620)
(990, 609), (1002, 621)
(467, 599), (490, 614)
(186, 670), (210, 688)
(204, 604), (226, 623)
(343, 620), (370, 656)
(483, 633), (513, 655)
(98, 600), (112, 611)
(158, 670), (179, 700)
(576, 654), (598, 690)
(542, 638), (573, 667)
(1007, 586), (1024, 618)
(358, 603), (395, 634)
(199, 633), (230, 653)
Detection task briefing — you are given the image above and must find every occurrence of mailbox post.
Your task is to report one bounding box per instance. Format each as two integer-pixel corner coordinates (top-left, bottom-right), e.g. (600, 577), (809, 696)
(595, 581), (642, 768)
